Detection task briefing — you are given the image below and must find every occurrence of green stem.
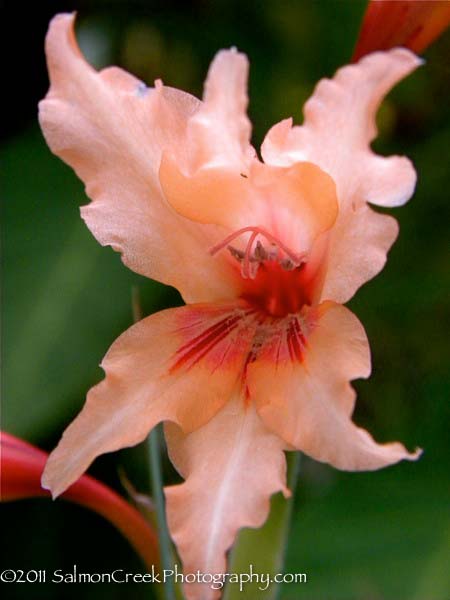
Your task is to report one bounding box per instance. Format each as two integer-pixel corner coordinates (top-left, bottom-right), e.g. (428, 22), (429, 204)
(147, 427), (177, 600)
(132, 287), (177, 600)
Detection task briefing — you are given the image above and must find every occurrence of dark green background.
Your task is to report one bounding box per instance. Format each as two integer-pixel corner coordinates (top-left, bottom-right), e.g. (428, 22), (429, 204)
(2, 1), (449, 599)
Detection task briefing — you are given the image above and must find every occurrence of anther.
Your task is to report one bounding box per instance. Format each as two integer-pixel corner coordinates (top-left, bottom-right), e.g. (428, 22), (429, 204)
(210, 226), (307, 279)
(254, 240), (267, 261)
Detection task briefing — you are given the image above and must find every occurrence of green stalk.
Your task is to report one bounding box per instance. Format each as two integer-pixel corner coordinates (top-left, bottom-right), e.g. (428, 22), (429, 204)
(132, 287), (178, 600)
(147, 427), (177, 600)
(223, 451), (301, 600)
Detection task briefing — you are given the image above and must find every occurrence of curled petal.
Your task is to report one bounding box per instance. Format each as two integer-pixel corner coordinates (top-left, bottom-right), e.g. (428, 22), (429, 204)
(164, 398), (289, 600)
(1, 432), (158, 569)
(160, 158), (338, 255)
(42, 303), (257, 498)
(39, 13), (239, 303)
(262, 48), (421, 209)
(353, 0), (450, 61)
(247, 302), (421, 471)
(261, 48), (422, 301)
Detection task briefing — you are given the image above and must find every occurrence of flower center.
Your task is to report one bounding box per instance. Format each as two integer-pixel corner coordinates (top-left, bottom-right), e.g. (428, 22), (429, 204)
(211, 227), (316, 317)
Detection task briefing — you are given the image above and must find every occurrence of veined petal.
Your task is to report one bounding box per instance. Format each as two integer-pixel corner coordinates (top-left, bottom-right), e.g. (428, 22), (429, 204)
(42, 303), (257, 498)
(261, 49), (422, 302)
(39, 13), (239, 303)
(165, 397), (289, 600)
(247, 302), (421, 471)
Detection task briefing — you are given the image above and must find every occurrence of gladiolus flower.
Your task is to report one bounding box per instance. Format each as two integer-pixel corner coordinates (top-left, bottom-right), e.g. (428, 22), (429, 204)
(1, 431), (158, 569)
(39, 13), (422, 598)
(353, 0), (450, 61)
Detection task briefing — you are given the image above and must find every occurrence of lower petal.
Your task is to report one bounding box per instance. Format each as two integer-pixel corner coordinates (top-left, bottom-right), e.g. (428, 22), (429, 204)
(43, 302), (256, 498)
(164, 397), (289, 600)
(248, 302), (421, 471)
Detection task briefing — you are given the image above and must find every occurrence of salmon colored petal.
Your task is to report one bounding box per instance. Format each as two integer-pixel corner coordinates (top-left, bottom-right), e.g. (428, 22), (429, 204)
(353, 0), (450, 61)
(1, 432), (158, 569)
(320, 204), (399, 304)
(164, 397), (289, 600)
(261, 48), (421, 209)
(158, 48), (257, 233)
(39, 13), (239, 303)
(186, 49), (253, 172)
(261, 49), (421, 302)
(160, 158), (338, 257)
(42, 303), (257, 498)
(159, 154), (251, 226)
(247, 302), (421, 470)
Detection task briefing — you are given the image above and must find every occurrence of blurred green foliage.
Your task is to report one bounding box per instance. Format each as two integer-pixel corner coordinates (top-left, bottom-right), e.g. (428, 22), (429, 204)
(2, 1), (449, 599)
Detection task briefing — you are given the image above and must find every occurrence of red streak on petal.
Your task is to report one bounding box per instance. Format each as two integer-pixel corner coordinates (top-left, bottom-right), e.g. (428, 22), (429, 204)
(169, 302), (316, 404)
(170, 314), (244, 372)
(353, 0), (450, 61)
(286, 318), (305, 364)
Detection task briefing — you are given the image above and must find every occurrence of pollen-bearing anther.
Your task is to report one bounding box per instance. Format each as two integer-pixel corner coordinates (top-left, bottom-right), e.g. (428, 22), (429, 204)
(210, 226), (306, 279)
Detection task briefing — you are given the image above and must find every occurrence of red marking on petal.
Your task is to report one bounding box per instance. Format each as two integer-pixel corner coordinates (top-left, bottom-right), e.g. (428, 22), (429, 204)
(286, 317), (305, 364)
(170, 304), (316, 409)
(173, 314), (241, 369)
(170, 306), (258, 374)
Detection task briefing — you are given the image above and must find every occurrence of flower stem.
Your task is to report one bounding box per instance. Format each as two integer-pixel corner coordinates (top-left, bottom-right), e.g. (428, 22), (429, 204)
(132, 287), (177, 600)
(147, 426), (177, 600)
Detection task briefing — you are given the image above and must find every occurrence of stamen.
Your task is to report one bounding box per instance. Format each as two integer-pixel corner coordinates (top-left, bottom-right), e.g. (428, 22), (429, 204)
(242, 230), (259, 279)
(254, 240), (267, 261)
(228, 246), (245, 260)
(210, 226), (306, 279)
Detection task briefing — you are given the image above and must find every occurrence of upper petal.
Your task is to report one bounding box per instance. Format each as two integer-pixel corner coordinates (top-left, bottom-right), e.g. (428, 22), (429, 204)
(42, 302), (257, 498)
(39, 13), (239, 303)
(186, 48), (253, 171)
(165, 397), (289, 599)
(247, 302), (421, 471)
(158, 45), (339, 260)
(262, 48), (421, 209)
(261, 49), (422, 302)
(160, 158), (338, 258)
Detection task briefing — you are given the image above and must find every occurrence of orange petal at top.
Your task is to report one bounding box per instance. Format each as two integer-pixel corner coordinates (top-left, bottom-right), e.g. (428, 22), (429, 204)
(353, 0), (450, 61)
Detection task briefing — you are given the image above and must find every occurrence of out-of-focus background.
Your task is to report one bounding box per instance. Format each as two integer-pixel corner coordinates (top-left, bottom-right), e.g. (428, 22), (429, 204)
(2, 1), (449, 599)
